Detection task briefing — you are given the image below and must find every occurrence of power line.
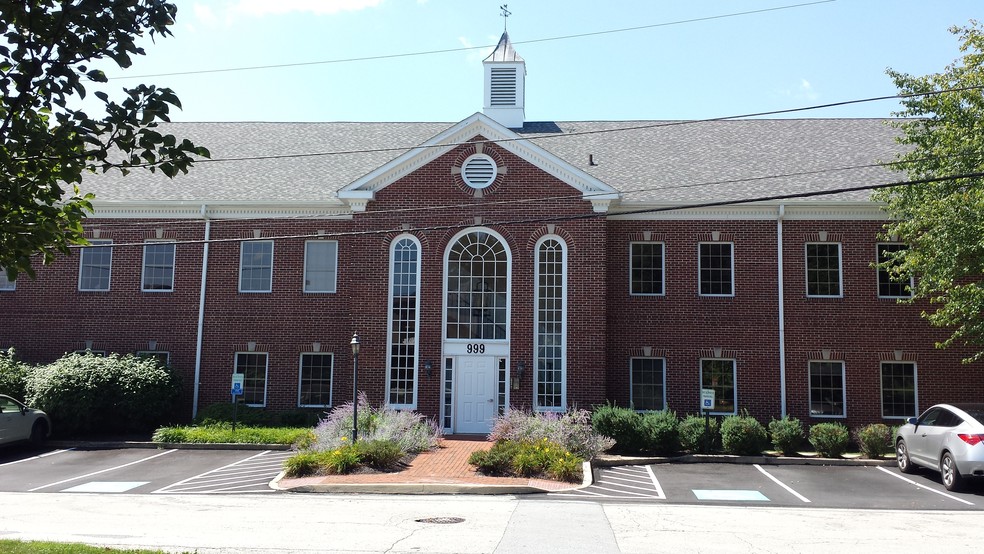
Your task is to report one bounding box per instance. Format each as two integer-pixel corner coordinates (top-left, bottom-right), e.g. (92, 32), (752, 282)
(112, 1), (836, 81)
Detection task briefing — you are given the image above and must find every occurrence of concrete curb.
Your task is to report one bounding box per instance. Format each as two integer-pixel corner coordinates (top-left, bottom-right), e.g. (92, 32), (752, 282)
(593, 453), (896, 467)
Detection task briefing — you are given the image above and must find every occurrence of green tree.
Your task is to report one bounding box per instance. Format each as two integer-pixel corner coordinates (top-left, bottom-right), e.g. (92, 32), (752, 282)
(0, 1), (208, 280)
(875, 21), (984, 362)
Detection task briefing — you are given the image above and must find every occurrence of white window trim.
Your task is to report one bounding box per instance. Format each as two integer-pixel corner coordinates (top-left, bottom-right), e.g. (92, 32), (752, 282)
(78, 239), (113, 292)
(0, 267), (14, 291)
(298, 352), (334, 408)
(303, 239), (338, 294)
(880, 361), (918, 420)
(630, 357), (666, 412)
(629, 241), (666, 297)
(238, 240), (274, 293)
(808, 360), (847, 419)
(386, 234), (421, 410)
(441, 227), (513, 343)
(805, 242), (843, 298)
(699, 358), (737, 415)
(876, 243), (914, 299)
(141, 240), (176, 293)
(235, 352), (269, 407)
(697, 242), (735, 297)
(533, 235), (568, 412)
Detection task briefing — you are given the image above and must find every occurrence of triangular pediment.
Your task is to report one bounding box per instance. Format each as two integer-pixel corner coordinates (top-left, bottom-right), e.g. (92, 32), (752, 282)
(337, 113), (619, 212)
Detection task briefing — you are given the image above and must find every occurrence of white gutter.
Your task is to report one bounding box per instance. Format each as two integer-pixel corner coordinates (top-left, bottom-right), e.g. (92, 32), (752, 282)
(777, 204), (787, 416)
(192, 205), (210, 419)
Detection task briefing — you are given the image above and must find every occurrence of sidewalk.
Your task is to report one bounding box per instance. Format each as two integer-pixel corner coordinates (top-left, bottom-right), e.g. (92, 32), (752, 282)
(274, 435), (585, 494)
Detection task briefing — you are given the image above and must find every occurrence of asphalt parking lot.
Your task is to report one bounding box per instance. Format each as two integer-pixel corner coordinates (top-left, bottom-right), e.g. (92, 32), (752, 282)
(551, 462), (984, 510)
(0, 445), (293, 494)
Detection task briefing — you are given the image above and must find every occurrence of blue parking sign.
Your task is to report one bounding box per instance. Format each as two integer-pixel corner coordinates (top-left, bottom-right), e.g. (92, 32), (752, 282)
(232, 382), (243, 396)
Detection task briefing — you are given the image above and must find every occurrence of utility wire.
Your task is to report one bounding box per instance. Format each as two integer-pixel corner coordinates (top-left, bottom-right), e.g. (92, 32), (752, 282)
(113, 1), (836, 81)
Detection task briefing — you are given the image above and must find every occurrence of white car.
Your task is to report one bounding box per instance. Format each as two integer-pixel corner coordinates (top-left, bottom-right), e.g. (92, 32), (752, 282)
(0, 394), (51, 446)
(896, 403), (984, 492)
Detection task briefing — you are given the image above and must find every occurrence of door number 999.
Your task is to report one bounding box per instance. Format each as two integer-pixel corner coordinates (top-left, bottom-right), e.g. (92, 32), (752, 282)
(466, 344), (486, 354)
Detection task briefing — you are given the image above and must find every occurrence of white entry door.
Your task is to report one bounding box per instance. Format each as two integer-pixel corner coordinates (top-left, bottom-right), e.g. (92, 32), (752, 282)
(455, 356), (496, 434)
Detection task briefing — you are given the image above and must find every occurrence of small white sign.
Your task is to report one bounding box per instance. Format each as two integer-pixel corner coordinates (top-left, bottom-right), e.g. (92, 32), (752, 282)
(700, 388), (716, 410)
(232, 373), (245, 396)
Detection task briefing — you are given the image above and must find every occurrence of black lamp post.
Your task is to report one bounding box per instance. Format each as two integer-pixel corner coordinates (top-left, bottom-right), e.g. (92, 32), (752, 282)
(350, 332), (361, 443)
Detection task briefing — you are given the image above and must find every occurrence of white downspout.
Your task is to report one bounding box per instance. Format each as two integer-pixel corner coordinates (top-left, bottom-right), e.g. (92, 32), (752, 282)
(192, 205), (210, 419)
(777, 204), (787, 416)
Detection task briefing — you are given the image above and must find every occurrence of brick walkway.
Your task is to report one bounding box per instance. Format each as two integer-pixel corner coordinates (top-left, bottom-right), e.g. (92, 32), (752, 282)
(277, 435), (574, 491)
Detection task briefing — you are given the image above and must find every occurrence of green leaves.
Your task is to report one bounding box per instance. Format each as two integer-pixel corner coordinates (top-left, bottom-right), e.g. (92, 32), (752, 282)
(0, 1), (208, 280)
(876, 22), (984, 362)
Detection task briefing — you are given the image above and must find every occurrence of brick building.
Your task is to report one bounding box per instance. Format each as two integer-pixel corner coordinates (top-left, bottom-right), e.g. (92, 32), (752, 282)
(2, 33), (981, 432)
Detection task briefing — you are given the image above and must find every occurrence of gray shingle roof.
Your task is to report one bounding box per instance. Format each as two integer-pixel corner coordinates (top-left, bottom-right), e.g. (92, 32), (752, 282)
(80, 118), (903, 206)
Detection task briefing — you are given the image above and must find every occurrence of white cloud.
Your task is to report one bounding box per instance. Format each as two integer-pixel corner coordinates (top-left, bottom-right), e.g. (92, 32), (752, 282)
(233, 0), (384, 16)
(776, 78), (820, 102)
(459, 35), (496, 65)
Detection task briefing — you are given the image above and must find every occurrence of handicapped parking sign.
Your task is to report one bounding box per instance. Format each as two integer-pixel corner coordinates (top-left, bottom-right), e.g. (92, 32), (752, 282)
(231, 373), (245, 396)
(701, 388), (716, 411)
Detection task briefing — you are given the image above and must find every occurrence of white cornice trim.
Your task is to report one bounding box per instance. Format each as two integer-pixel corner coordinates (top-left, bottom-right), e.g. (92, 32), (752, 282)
(338, 112), (620, 212)
(607, 201), (889, 221)
(89, 201), (353, 220)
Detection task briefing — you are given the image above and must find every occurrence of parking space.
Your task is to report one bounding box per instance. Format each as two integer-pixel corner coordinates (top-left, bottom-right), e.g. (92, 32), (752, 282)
(552, 462), (983, 510)
(0, 446), (292, 494)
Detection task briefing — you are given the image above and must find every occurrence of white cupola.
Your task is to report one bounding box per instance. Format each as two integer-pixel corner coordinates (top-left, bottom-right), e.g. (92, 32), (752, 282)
(483, 32), (526, 129)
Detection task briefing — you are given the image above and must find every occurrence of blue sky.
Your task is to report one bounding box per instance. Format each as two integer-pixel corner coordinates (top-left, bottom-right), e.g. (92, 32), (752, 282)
(104, 0), (981, 123)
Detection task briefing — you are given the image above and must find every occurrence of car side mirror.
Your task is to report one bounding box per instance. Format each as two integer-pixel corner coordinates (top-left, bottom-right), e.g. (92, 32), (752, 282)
(906, 416), (919, 426)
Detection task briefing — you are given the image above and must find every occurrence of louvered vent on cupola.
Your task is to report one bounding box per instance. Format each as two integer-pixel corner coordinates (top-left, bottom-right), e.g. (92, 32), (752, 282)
(490, 67), (517, 106)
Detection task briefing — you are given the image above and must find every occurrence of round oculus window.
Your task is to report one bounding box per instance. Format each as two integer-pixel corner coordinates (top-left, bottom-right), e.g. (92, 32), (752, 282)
(461, 154), (498, 189)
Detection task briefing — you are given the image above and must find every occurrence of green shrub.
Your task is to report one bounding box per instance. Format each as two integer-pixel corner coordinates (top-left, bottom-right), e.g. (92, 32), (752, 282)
(679, 415), (720, 453)
(194, 402), (321, 427)
(768, 416), (805, 455)
(855, 423), (893, 459)
(639, 410), (681, 455)
(310, 393), (441, 454)
(0, 348), (30, 402)
(809, 422), (850, 457)
(355, 439), (404, 470)
(591, 403), (645, 454)
(468, 441), (522, 476)
(548, 453), (583, 482)
(720, 412), (768, 456)
(152, 423), (313, 445)
(26, 352), (181, 436)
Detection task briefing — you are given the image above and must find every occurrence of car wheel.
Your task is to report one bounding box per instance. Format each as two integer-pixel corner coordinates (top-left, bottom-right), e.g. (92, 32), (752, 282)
(896, 439), (915, 474)
(940, 451), (965, 492)
(29, 419), (48, 446)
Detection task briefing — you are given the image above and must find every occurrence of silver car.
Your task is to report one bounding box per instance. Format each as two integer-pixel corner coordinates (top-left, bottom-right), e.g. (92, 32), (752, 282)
(0, 394), (51, 446)
(896, 403), (984, 491)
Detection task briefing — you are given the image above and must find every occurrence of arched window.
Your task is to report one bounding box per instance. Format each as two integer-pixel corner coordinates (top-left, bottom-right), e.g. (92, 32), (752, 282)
(388, 236), (420, 407)
(446, 231), (508, 340)
(535, 238), (566, 410)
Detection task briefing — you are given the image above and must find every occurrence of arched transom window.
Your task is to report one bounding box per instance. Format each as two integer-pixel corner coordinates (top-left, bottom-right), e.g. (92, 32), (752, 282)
(446, 231), (508, 340)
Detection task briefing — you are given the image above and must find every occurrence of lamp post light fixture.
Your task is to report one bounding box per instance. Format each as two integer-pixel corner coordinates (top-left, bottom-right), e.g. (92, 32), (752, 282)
(350, 332), (361, 443)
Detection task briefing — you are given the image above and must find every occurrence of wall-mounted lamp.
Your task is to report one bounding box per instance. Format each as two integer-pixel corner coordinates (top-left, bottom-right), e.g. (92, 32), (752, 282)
(511, 361), (526, 390)
(424, 360), (433, 378)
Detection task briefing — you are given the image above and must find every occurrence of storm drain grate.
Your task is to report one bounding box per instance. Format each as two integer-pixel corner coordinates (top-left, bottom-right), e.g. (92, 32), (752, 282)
(415, 517), (465, 524)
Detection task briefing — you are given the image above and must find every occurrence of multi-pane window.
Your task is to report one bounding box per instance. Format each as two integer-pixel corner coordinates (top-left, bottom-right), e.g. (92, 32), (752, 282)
(535, 239), (566, 410)
(630, 242), (664, 295)
(142, 241), (175, 292)
(699, 242), (733, 296)
(239, 241), (273, 292)
(809, 361), (845, 417)
(304, 240), (338, 293)
(700, 359), (736, 414)
(0, 268), (14, 291)
(388, 237), (419, 407)
(299, 353), (333, 407)
(136, 351), (170, 366)
(446, 231), (508, 340)
(806, 243), (842, 297)
(78, 240), (113, 291)
(631, 357), (665, 411)
(235, 352), (268, 406)
(877, 244), (912, 298)
(881, 362), (916, 418)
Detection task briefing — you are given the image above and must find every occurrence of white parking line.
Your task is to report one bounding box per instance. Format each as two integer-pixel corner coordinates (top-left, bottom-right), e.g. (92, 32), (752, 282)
(153, 450), (281, 494)
(754, 464), (811, 503)
(646, 465), (666, 499)
(0, 448), (73, 467)
(27, 449), (176, 491)
(876, 466), (975, 506)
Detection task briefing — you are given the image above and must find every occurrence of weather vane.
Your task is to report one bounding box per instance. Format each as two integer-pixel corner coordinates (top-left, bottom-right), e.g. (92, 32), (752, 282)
(500, 4), (511, 32)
